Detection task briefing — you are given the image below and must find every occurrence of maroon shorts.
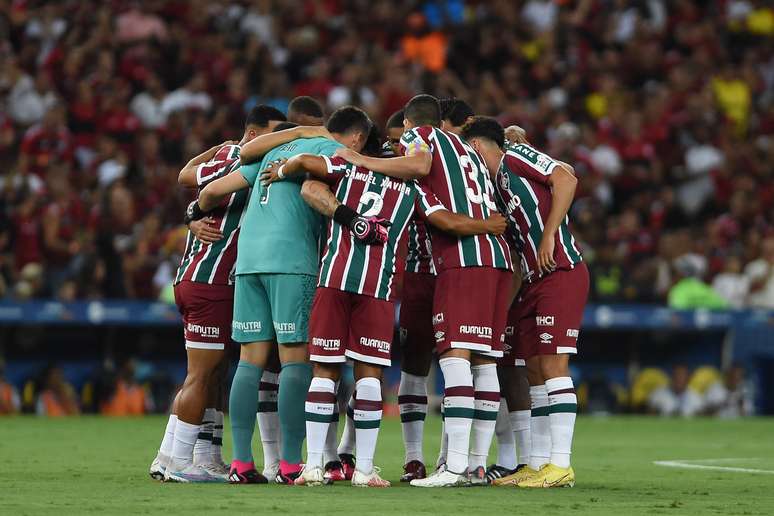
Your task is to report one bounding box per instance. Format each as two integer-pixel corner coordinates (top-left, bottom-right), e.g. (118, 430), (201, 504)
(399, 271), (436, 356)
(508, 263), (589, 361)
(308, 287), (395, 367)
(433, 267), (511, 358)
(174, 280), (234, 351)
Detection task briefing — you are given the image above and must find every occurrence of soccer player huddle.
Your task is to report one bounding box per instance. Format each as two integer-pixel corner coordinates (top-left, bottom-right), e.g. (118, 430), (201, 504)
(149, 93), (588, 489)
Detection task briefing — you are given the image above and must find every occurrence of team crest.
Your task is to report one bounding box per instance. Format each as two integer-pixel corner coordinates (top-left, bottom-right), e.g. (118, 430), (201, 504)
(499, 171), (510, 190)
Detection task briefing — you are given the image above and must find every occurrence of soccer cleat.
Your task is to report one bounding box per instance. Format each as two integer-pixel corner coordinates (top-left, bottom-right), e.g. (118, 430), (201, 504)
(293, 466), (326, 486)
(400, 460), (427, 482)
(517, 464), (575, 488)
(149, 453), (169, 481)
(165, 462), (225, 483)
(324, 460), (346, 482)
(410, 464), (469, 488)
(228, 467), (268, 484)
(275, 469), (302, 485)
(351, 467), (390, 488)
(484, 464), (516, 484)
(263, 461), (280, 481)
(196, 461), (229, 481)
(492, 464), (540, 486)
(339, 453), (356, 480)
(467, 465), (488, 486)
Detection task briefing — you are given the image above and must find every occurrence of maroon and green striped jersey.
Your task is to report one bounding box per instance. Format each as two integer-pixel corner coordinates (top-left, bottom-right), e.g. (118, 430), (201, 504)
(175, 144), (248, 286)
(494, 144), (583, 283)
(318, 156), (417, 301)
(404, 217), (435, 275)
(400, 126), (512, 273)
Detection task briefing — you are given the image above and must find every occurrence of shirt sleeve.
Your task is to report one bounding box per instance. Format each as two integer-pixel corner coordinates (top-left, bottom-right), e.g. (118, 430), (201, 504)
(316, 139), (344, 157)
(196, 158), (238, 187)
(320, 155), (349, 186)
(399, 126), (434, 157)
(414, 181), (446, 218)
(238, 161), (261, 187)
(504, 144), (558, 185)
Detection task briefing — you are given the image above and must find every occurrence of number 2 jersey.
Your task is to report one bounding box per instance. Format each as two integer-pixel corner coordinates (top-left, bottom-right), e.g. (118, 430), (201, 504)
(494, 144), (583, 282)
(175, 144), (247, 285)
(318, 156), (417, 301)
(400, 125), (512, 273)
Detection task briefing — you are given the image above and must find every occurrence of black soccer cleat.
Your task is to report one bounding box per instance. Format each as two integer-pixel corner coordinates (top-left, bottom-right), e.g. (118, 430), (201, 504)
(228, 467), (268, 484)
(339, 453), (356, 481)
(275, 470), (302, 485)
(400, 460), (427, 482)
(484, 464), (517, 484)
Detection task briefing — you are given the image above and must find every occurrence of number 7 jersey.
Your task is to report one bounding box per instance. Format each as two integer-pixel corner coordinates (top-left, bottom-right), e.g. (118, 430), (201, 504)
(401, 125), (512, 273)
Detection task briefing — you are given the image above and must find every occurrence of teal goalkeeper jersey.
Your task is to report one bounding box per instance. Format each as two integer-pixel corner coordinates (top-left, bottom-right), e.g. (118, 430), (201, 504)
(237, 137), (343, 276)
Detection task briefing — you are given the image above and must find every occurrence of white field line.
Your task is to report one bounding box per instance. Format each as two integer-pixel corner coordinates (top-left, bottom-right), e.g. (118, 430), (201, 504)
(654, 458), (774, 475)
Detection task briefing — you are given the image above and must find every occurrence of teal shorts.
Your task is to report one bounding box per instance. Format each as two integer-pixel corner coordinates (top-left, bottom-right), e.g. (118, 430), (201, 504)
(232, 273), (317, 344)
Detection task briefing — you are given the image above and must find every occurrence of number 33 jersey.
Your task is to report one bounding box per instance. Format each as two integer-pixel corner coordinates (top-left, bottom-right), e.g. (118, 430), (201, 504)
(400, 125), (513, 273)
(317, 156), (418, 301)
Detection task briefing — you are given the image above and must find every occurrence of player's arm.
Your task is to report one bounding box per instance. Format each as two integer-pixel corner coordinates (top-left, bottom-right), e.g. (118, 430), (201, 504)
(258, 153), (329, 185)
(427, 209), (506, 236)
(300, 180), (341, 218)
(239, 125), (333, 164)
(333, 147), (431, 180)
(536, 163), (577, 274)
(187, 217), (223, 244)
(178, 141), (236, 187)
(186, 172), (250, 224)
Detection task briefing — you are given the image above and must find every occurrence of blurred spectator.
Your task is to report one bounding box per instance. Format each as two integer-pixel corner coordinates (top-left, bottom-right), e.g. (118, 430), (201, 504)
(704, 364), (755, 418)
(0, 358), (21, 415)
(648, 365), (704, 417)
(668, 254), (728, 309)
(99, 360), (151, 416)
(712, 255), (750, 308)
(744, 237), (774, 308)
(35, 365), (80, 416)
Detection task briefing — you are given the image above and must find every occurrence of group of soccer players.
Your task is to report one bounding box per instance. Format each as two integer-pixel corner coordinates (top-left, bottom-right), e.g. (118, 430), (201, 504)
(148, 92), (588, 489)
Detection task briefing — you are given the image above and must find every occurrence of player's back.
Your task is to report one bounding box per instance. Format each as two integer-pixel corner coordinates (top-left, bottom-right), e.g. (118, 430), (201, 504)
(237, 137), (343, 277)
(318, 156), (417, 301)
(401, 125), (511, 272)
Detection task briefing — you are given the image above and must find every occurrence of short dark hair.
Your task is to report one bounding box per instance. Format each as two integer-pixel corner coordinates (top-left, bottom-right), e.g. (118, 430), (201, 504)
(272, 122), (298, 132)
(385, 109), (405, 130)
(288, 96), (324, 119)
(440, 98), (474, 127)
(245, 105), (287, 128)
(362, 125), (383, 157)
(404, 94), (441, 127)
(460, 116), (505, 149)
(326, 106), (371, 135)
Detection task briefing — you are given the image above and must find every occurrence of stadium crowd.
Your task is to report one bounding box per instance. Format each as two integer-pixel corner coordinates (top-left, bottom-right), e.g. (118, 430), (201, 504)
(0, 0), (773, 307)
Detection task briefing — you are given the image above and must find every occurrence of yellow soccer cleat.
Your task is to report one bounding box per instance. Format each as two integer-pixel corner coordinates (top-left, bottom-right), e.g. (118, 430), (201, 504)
(492, 465), (541, 487)
(517, 464), (575, 488)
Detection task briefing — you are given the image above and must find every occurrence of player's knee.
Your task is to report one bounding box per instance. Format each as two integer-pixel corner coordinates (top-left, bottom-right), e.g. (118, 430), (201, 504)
(401, 352), (432, 376)
(312, 362), (341, 381)
(353, 362), (382, 381)
(278, 342), (309, 364)
(526, 356), (544, 385)
(539, 354), (569, 380)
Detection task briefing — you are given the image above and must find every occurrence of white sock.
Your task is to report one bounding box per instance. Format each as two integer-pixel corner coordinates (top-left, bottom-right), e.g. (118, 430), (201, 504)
(171, 419), (201, 467)
(354, 377), (383, 475)
(257, 371), (280, 470)
(159, 414), (177, 457)
(495, 398), (516, 470)
(438, 357), (474, 475)
(337, 393), (356, 456)
(193, 408), (215, 465)
(305, 377), (335, 469)
(469, 363), (500, 470)
(399, 372), (428, 464)
(323, 381), (340, 464)
(545, 376), (577, 469)
(510, 409), (532, 466)
(211, 410), (225, 464)
(529, 384), (551, 470)
(437, 402), (448, 468)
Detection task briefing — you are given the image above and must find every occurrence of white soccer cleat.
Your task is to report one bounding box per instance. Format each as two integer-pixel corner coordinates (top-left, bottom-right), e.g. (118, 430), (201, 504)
(410, 464), (469, 487)
(293, 466), (326, 486)
(164, 462), (225, 483)
(149, 453), (170, 481)
(263, 460), (280, 481)
(195, 461), (229, 481)
(351, 467), (390, 488)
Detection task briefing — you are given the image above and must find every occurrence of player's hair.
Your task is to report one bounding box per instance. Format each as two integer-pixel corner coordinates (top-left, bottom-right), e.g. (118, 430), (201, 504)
(245, 105), (287, 128)
(460, 116), (505, 149)
(362, 125), (383, 157)
(272, 122), (298, 132)
(440, 98), (474, 127)
(385, 109), (405, 130)
(404, 94), (441, 127)
(326, 106), (372, 136)
(288, 96), (324, 119)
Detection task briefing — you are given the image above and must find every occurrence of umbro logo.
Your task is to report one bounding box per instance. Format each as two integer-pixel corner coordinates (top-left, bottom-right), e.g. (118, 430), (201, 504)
(435, 331), (445, 342)
(539, 332), (553, 344)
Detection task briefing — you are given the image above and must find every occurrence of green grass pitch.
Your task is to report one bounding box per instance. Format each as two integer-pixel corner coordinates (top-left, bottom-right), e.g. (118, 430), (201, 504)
(1, 416), (774, 515)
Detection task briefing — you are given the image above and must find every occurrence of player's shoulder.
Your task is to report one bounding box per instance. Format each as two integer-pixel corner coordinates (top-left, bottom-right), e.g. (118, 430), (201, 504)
(213, 144), (241, 161)
(505, 143), (557, 175)
(401, 125), (435, 144)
